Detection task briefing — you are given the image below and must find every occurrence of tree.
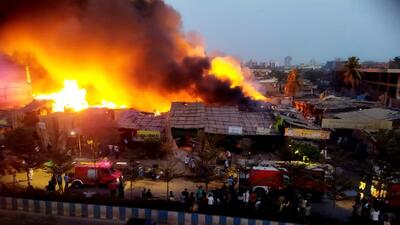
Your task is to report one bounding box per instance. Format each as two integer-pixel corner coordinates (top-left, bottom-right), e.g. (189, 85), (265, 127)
(159, 141), (182, 200)
(343, 56), (362, 89)
(4, 127), (44, 186)
(373, 130), (400, 177)
(284, 69), (300, 97)
(283, 140), (321, 163)
(195, 134), (221, 191)
(388, 56), (400, 69)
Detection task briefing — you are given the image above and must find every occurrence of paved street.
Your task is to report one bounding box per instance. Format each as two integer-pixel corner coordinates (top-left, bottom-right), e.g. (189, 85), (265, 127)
(0, 168), (222, 200)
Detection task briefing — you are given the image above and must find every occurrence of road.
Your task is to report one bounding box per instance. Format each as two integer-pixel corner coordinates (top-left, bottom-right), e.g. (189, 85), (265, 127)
(0, 209), (125, 225)
(0, 168), (222, 200)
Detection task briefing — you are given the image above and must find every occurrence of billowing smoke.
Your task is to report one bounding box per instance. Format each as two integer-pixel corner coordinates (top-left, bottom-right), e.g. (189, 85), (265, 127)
(0, 0), (260, 111)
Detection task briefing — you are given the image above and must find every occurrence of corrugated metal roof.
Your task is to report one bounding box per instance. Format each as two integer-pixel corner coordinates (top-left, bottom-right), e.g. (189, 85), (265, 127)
(170, 102), (276, 135)
(334, 108), (400, 121)
(170, 102), (205, 129)
(117, 110), (166, 131)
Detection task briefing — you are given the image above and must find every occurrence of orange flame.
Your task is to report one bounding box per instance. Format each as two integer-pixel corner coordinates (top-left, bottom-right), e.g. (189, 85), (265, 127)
(210, 57), (268, 101)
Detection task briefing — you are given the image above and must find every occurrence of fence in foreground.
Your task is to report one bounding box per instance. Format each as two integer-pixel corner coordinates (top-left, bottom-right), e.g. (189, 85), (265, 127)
(0, 196), (298, 225)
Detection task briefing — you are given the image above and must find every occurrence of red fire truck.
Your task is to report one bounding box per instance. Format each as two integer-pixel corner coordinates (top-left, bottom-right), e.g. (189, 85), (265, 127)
(70, 161), (122, 188)
(249, 166), (287, 194)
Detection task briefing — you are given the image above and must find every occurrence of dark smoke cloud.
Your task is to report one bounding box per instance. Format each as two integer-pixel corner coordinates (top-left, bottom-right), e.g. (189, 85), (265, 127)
(0, 0), (252, 108)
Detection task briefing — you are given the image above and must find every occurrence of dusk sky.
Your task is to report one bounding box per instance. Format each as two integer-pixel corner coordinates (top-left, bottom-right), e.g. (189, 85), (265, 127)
(166, 0), (400, 65)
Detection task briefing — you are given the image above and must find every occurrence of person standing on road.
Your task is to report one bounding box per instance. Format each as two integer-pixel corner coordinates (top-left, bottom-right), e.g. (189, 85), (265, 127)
(370, 208), (380, 225)
(146, 189), (153, 199)
(243, 189), (250, 207)
(12, 171), (18, 188)
(304, 202), (311, 225)
(118, 177), (124, 199)
(108, 181), (117, 197)
(56, 174), (63, 191)
(28, 168), (33, 184)
(196, 186), (205, 204)
(207, 193), (214, 212)
(184, 155), (190, 167)
(63, 174), (70, 191)
(188, 192), (195, 212)
(142, 188), (147, 200)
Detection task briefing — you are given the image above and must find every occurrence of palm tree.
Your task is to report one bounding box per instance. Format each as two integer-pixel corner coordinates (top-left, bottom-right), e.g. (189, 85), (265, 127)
(343, 56), (362, 89)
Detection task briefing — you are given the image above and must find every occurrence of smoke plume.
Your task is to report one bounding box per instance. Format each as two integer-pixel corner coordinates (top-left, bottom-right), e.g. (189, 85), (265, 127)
(0, 0), (260, 111)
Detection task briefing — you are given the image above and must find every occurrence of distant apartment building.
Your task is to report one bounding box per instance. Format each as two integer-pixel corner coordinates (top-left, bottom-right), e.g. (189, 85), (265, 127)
(360, 68), (400, 107)
(284, 56), (292, 68)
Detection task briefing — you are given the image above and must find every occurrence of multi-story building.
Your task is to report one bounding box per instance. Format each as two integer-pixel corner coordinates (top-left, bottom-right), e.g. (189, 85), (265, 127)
(360, 68), (400, 107)
(284, 56), (292, 68)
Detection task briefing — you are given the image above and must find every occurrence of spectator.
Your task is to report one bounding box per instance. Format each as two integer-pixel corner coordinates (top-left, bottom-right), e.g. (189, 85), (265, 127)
(142, 188), (147, 200)
(181, 188), (189, 203)
(184, 155), (190, 166)
(207, 193), (214, 210)
(225, 150), (232, 161)
(28, 168), (33, 183)
(56, 174), (63, 191)
(51, 175), (57, 187)
(224, 159), (229, 171)
(12, 171), (18, 188)
(304, 202), (311, 225)
(189, 157), (196, 170)
(169, 191), (175, 201)
(196, 186), (205, 204)
(243, 190), (250, 207)
(188, 192), (195, 212)
(383, 211), (395, 225)
(63, 173), (70, 190)
(114, 146), (120, 159)
(227, 175), (234, 189)
(247, 151), (252, 160)
(118, 177), (124, 199)
(138, 165), (144, 177)
(146, 189), (153, 199)
(370, 208), (380, 224)
(108, 181), (117, 197)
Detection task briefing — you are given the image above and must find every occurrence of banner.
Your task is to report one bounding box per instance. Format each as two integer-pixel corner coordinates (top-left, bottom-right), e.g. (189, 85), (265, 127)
(228, 126), (243, 135)
(285, 128), (330, 140)
(256, 127), (273, 135)
(137, 130), (161, 142)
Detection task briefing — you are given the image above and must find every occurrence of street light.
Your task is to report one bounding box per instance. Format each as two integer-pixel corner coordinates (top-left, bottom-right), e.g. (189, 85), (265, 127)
(70, 130), (82, 157)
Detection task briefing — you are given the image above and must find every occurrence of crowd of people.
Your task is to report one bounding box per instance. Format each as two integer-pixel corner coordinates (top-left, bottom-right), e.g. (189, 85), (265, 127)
(168, 182), (312, 224)
(46, 173), (70, 192)
(352, 195), (397, 225)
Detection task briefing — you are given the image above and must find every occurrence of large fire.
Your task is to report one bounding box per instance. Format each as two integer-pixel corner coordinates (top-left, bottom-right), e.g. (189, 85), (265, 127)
(0, 0), (268, 112)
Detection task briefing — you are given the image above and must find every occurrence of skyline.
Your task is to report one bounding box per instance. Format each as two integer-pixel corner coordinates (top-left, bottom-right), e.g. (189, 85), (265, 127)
(166, 0), (400, 64)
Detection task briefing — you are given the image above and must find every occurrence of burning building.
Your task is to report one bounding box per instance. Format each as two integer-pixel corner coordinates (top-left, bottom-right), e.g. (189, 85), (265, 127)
(0, 0), (268, 113)
(0, 54), (32, 109)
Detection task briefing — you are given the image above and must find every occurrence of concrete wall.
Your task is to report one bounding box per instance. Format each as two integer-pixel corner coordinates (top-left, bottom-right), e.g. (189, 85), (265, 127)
(0, 196), (298, 225)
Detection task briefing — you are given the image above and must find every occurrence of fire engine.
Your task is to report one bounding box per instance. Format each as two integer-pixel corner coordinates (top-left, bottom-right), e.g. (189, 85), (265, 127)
(248, 165), (287, 194)
(70, 160), (122, 188)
